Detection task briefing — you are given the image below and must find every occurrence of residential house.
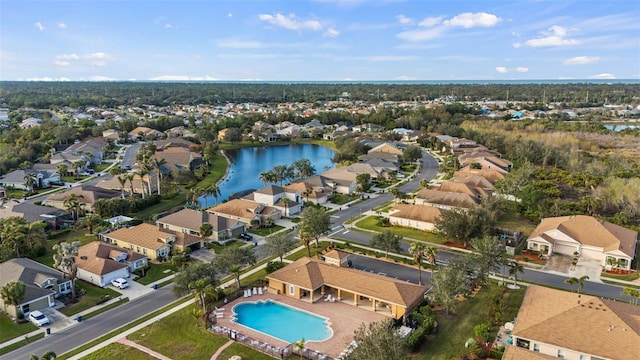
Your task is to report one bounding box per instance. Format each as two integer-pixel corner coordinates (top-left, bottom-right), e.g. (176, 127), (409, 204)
(459, 156), (512, 173)
(129, 126), (164, 141)
(503, 286), (640, 360)
(102, 129), (121, 142)
(156, 208), (245, 243)
(388, 204), (442, 231)
(316, 168), (358, 194)
(0, 169), (61, 191)
(266, 256), (427, 320)
(152, 147), (202, 172)
(65, 137), (107, 164)
(526, 215), (638, 270)
(414, 189), (480, 210)
(353, 123), (384, 133)
(155, 138), (195, 151)
(0, 258), (73, 318)
(453, 168), (506, 182)
(50, 151), (88, 168)
(358, 151), (400, 163)
(0, 202), (72, 230)
(437, 180), (492, 198)
(245, 185), (302, 216)
(45, 185), (121, 214)
(217, 128), (230, 142)
(19, 117), (44, 129)
(101, 223), (173, 259)
(207, 199), (281, 228)
(75, 242), (148, 287)
(367, 142), (403, 156)
(322, 130), (349, 141)
(95, 172), (157, 196)
(286, 180), (331, 205)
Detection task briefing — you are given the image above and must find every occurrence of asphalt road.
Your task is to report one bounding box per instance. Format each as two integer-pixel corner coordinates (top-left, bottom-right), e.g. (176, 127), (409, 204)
(0, 284), (180, 360)
(120, 143), (141, 169)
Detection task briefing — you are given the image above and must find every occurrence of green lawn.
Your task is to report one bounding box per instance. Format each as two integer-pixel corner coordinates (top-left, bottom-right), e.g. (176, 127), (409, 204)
(59, 281), (121, 316)
(249, 225), (285, 237)
(81, 343), (155, 360)
(0, 312), (37, 343)
(495, 202), (537, 237)
(218, 342), (277, 360)
(127, 306), (229, 360)
(134, 263), (177, 285)
(330, 193), (359, 205)
(205, 240), (245, 254)
(0, 333), (45, 355)
(285, 243), (329, 261)
(600, 271), (640, 282)
(417, 284), (525, 359)
(133, 193), (187, 221)
(354, 216), (446, 244)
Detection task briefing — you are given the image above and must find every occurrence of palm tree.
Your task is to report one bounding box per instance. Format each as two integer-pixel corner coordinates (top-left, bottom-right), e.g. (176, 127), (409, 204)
(508, 260), (524, 288)
(409, 242), (427, 285)
(126, 173), (136, 196)
(116, 175), (127, 199)
(199, 222), (213, 239)
(282, 198), (291, 216)
(425, 246), (438, 266)
(53, 241), (80, 298)
(142, 162), (154, 195)
(153, 158), (166, 195)
(0, 280), (26, 314)
(135, 169), (148, 199)
(303, 187), (312, 203)
(23, 172), (37, 194)
(294, 338), (306, 359)
(622, 287), (640, 306)
(259, 171), (275, 185)
(206, 184), (221, 207)
(299, 230), (313, 257)
(56, 164), (68, 178)
(564, 275), (589, 295)
(63, 193), (84, 221)
(29, 351), (57, 360)
(72, 160), (85, 180)
(229, 264), (242, 288)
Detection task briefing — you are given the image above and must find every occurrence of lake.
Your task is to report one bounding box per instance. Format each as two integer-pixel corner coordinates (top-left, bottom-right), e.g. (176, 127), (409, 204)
(199, 144), (335, 207)
(604, 124), (639, 131)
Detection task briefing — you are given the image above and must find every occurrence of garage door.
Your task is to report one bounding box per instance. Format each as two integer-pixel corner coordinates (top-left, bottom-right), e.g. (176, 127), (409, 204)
(581, 248), (602, 261)
(553, 242), (578, 256)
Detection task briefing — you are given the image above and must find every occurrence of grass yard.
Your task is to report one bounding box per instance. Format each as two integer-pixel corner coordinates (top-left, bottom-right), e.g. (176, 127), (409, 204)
(417, 284), (525, 359)
(285, 243), (329, 261)
(0, 312), (37, 343)
(249, 225), (285, 237)
(127, 306), (229, 360)
(0, 333), (45, 355)
(135, 263), (177, 285)
(495, 202), (537, 237)
(35, 230), (97, 268)
(59, 281), (121, 316)
(217, 342), (277, 360)
(355, 216), (446, 244)
(205, 240), (245, 254)
(600, 271), (640, 282)
(330, 193), (359, 205)
(81, 342), (156, 360)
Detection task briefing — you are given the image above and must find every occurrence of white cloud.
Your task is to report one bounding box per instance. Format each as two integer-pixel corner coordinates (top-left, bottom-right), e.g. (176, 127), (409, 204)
(512, 42), (521, 48)
(366, 55), (420, 62)
(396, 27), (445, 42)
(525, 25), (579, 47)
(516, 67), (529, 73)
(24, 77), (70, 81)
(495, 67), (508, 73)
(56, 53), (80, 60)
(84, 76), (116, 81)
(227, 13), (233, 18)
(216, 39), (267, 49)
(54, 52), (113, 67)
(324, 27), (340, 38)
(258, 13), (322, 31)
(396, 15), (414, 25)
(57, 22), (67, 29)
(589, 73), (616, 79)
(149, 75), (219, 81)
(34, 22), (45, 31)
(444, 12), (501, 28)
(563, 56), (600, 65)
(53, 60), (70, 67)
(165, 24), (174, 29)
(419, 16), (442, 27)
(395, 75), (417, 81)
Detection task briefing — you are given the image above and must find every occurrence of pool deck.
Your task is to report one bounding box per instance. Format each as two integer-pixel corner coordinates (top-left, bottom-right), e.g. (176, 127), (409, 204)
(214, 291), (389, 358)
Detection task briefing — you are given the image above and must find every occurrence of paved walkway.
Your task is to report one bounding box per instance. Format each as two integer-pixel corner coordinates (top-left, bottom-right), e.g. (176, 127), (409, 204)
(117, 338), (172, 360)
(209, 339), (234, 360)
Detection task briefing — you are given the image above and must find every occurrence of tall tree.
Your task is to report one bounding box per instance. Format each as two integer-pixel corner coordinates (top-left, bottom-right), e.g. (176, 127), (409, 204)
(265, 232), (298, 262)
(356, 173), (372, 193)
(173, 262), (219, 304)
(52, 241), (80, 298)
(199, 222), (213, 239)
(213, 247), (256, 287)
(564, 275), (589, 294)
(507, 260), (525, 288)
(56, 164), (68, 178)
(63, 193), (84, 221)
(403, 144), (422, 163)
(117, 175), (127, 199)
(430, 263), (466, 314)
(153, 157), (166, 195)
(425, 246), (438, 266)
(72, 160), (85, 180)
(469, 236), (508, 286)
(371, 230), (402, 258)
(0, 280), (26, 314)
(299, 229), (313, 257)
(29, 351), (57, 360)
(346, 319), (409, 360)
(23, 172), (37, 193)
(206, 184), (221, 207)
(408, 242), (427, 285)
(299, 207), (331, 248)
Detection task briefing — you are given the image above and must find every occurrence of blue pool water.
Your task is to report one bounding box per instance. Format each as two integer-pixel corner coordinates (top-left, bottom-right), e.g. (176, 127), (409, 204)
(233, 300), (332, 343)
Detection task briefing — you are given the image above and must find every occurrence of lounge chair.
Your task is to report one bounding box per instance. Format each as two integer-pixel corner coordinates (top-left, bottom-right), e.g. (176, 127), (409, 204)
(253, 287), (257, 295)
(258, 287), (263, 295)
(324, 294), (331, 302)
(215, 313), (224, 318)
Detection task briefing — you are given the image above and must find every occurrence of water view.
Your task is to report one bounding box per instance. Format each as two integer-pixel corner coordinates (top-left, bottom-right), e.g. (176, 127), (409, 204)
(199, 144), (335, 207)
(604, 124), (639, 131)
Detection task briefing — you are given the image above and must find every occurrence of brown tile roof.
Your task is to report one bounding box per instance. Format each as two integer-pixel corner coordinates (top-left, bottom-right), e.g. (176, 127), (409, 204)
(438, 181), (490, 197)
(103, 223), (171, 250)
(76, 242), (132, 275)
(207, 199), (263, 220)
(152, 147), (200, 168)
(513, 286), (640, 360)
(324, 249), (350, 262)
(450, 175), (495, 188)
(390, 204), (442, 223)
(453, 168), (506, 181)
(46, 185), (120, 204)
(502, 346), (557, 360)
(415, 189), (480, 208)
(157, 208), (239, 233)
(267, 257), (427, 307)
(256, 185), (284, 195)
(528, 215), (638, 257)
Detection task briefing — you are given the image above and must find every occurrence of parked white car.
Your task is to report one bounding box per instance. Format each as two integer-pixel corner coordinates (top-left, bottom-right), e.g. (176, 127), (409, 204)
(111, 278), (129, 289)
(28, 310), (50, 327)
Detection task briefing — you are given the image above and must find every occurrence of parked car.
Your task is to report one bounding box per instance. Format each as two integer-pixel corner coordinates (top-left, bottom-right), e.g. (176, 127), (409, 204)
(111, 278), (129, 289)
(28, 310), (50, 327)
(238, 233), (253, 241)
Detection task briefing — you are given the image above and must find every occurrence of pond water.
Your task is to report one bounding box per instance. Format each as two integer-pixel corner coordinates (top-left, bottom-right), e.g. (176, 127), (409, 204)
(604, 124), (639, 131)
(199, 144), (335, 207)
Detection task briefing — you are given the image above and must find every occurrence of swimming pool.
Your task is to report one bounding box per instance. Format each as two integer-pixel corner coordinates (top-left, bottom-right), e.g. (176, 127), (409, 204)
(233, 300), (332, 343)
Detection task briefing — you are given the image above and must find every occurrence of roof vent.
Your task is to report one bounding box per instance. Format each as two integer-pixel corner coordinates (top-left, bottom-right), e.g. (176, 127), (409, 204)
(80, 256), (88, 260)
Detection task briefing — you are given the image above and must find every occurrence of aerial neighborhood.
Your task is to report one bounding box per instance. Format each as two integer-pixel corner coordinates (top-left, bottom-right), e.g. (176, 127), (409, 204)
(1, 83), (639, 360)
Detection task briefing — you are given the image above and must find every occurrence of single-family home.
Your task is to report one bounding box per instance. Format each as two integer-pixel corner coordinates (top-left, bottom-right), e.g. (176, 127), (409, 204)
(65, 137), (107, 164)
(453, 168), (506, 182)
(388, 204), (442, 231)
(245, 185), (302, 216)
(129, 126), (164, 141)
(414, 189), (480, 210)
(19, 117), (44, 129)
(0, 169), (61, 191)
(503, 286), (640, 360)
(207, 199), (281, 228)
(266, 256), (427, 320)
(315, 169), (357, 194)
(152, 147), (202, 172)
(0, 258), (73, 318)
(75, 242), (148, 287)
(95, 172), (157, 196)
(156, 208), (245, 243)
(45, 185), (121, 214)
(459, 156), (512, 173)
(367, 142), (403, 156)
(285, 180), (331, 205)
(0, 202), (72, 229)
(526, 215), (638, 270)
(353, 123), (384, 133)
(437, 180), (492, 198)
(101, 223), (173, 259)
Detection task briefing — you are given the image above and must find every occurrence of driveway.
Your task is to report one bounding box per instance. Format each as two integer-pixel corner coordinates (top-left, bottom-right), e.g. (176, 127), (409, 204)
(190, 248), (215, 263)
(543, 254), (573, 274)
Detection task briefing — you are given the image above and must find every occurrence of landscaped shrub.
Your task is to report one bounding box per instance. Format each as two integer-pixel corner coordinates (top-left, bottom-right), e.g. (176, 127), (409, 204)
(265, 261), (286, 274)
(405, 325), (427, 351)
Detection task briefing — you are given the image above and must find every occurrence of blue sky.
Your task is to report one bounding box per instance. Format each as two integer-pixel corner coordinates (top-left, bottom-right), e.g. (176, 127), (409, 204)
(1, 0), (639, 81)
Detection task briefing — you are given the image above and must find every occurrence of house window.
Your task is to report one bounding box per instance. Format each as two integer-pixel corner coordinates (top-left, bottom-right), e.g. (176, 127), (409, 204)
(136, 246), (140, 253)
(289, 285), (295, 295)
(533, 344), (540, 352)
(143, 248), (147, 255)
(515, 338), (530, 349)
(579, 356), (587, 360)
(557, 349), (565, 358)
(530, 243), (538, 249)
